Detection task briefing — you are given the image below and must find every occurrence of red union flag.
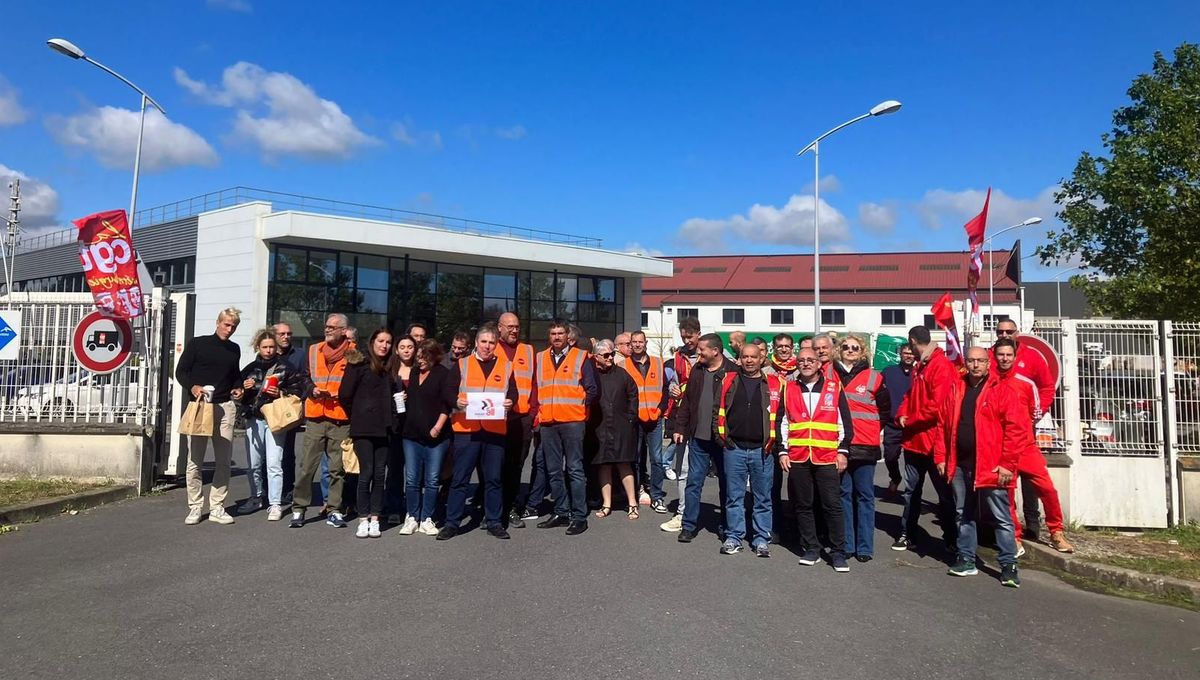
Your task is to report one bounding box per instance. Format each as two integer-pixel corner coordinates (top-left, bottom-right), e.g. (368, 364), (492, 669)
(74, 209), (143, 319)
(963, 188), (990, 321)
(931, 292), (964, 365)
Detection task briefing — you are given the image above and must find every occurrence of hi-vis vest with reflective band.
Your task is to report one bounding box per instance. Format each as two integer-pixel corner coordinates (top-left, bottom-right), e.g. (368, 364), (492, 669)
(536, 347), (588, 424)
(624, 356), (665, 422)
(306, 342), (352, 421)
(665, 351), (697, 417)
(716, 373), (782, 449)
(452, 353), (513, 435)
(784, 378), (842, 464)
(509, 342), (535, 415)
(843, 369), (883, 447)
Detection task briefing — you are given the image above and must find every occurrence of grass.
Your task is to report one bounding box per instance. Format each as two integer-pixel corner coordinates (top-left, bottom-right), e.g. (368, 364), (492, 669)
(0, 477), (115, 508)
(1079, 522), (1200, 583)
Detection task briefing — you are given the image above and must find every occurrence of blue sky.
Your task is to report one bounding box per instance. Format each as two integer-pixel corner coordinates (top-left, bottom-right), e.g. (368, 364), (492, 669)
(3, 1), (1197, 280)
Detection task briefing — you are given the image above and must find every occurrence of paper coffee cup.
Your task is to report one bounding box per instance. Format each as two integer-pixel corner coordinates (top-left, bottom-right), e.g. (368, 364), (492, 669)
(394, 391), (407, 413)
(202, 385), (215, 401)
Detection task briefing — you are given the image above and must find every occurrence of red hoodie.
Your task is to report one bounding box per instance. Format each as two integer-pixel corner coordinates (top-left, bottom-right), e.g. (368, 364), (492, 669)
(898, 347), (957, 457)
(939, 374), (1030, 488)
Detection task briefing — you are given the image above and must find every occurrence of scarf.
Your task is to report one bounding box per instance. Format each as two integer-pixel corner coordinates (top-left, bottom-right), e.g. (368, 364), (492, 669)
(770, 355), (797, 374)
(321, 339), (350, 367)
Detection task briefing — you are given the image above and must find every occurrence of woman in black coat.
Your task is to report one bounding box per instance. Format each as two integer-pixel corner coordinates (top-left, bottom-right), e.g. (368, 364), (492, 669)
(588, 340), (640, 519)
(339, 328), (396, 539)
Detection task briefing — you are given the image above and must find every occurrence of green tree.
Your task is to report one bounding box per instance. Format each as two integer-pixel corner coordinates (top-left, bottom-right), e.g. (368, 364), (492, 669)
(1039, 43), (1200, 320)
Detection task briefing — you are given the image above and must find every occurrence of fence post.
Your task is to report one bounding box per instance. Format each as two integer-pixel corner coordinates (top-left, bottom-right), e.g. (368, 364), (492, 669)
(1163, 320), (1180, 526)
(1060, 319), (1082, 525)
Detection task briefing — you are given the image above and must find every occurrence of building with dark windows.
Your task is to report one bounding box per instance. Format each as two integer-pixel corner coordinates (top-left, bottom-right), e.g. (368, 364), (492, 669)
(7, 188), (672, 350)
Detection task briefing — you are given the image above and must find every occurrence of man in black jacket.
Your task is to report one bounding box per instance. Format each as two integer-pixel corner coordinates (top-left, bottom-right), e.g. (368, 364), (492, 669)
(672, 333), (738, 543)
(272, 322), (305, 505)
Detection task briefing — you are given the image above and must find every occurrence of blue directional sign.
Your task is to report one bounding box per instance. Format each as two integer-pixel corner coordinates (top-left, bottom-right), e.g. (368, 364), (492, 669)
(0, 310), (19, 361)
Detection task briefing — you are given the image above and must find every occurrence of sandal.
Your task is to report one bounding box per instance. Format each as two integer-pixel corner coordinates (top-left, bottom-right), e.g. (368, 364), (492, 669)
(627, 506), (639, 520)
(594, 506), (612, 518)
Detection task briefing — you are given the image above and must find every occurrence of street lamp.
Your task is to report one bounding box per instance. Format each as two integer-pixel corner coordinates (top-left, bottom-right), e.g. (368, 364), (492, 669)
(1054, 265), (1084, 319)
(797, 100), (901, 333)
(47, 37), (166, 229)
(985, 216), (1042, 325)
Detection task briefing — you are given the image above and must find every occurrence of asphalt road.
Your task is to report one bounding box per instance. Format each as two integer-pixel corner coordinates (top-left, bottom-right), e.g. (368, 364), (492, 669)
(2, 461), (1197, 680)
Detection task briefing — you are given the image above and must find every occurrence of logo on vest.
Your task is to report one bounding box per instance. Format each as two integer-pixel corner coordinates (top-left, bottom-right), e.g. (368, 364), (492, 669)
(824, 393), (834, 407)
(856, 386), (867, 394)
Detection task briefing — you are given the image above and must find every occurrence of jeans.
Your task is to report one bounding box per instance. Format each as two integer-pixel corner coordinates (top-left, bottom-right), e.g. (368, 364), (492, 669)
(403, 438), (448, 521)
(293, 419), (347, 513)
(185, 400), (236, 511)
(353, 436), (389, 516)
(900, 449), (954, 539)
(447, 431), (505, 528)
(638, 419), (666, 501)
(245, 417), (285, 505)
(840, 461), (877, 557)
(541, 421), (588, 521)
(675, 445), (690, 515)
(788, 460), (845, 554)
(722, 446), (773, 547)
(681, 437), (726, 533)
(952, 466), (1018, 566)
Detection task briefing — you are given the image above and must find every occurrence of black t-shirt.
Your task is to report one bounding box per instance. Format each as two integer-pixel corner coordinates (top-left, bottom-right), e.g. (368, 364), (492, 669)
(956, 379), (985, 468)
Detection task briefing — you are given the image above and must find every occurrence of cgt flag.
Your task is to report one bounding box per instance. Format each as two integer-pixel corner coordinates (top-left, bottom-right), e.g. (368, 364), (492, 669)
(74, 209), (143, 319)
(963, 188), (991, 323)
(931, 292), (964, 365)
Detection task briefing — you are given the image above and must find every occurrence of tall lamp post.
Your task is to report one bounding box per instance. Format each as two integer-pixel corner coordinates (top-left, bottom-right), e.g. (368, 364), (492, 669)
(985, 216), (1042, 324)
(1054, 265), (1084, 319)
(47, 38), (165, 229)
(797, 100), (902, 334)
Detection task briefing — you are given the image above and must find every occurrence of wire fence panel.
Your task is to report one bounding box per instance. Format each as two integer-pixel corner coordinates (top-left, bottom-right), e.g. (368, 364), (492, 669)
(1027, 319), (1068, 454)
(0, 295), (163, 427)
(1168, 322), (1200, 457)
(1073, 320), (1164, 457)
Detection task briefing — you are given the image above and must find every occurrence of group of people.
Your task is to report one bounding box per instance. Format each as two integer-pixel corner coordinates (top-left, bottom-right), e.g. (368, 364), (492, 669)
(177, 308), (1073, 587)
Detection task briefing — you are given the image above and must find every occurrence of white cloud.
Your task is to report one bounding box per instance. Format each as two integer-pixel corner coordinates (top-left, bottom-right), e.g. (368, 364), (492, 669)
(622, 242), (665, 257)
(496, 124), (527, 140)
(914, 186), (1058, 233)
(802, 174), (841, 194)
(206, 0), (252, 12)
(391, 119), (443, 150)
(174, 62), (378, 160)
(858, 201), (899, 233)
(46, 106), (219, 171)
(0, 164), (60, 230)
(0, 77), (29, 126)
(677, 194), (850, 253)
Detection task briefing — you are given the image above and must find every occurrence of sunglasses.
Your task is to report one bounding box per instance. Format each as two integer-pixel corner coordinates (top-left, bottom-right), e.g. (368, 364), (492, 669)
(597, 352), (615, 358)
(996, 329), (1017, 336)
(841, 345), (861, 351)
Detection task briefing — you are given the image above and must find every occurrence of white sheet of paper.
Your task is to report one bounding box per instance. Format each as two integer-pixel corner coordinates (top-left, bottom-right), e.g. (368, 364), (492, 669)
(465, 392), (506, 420)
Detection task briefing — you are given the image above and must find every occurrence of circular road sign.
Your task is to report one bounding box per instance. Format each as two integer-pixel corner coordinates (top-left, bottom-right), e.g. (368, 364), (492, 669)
(1020, 333), (1062, 389)
(72, 311), (134, 374)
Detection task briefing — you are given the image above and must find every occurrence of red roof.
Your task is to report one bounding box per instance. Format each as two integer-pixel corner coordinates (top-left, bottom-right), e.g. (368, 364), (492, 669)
(642, 251), (1019, 307)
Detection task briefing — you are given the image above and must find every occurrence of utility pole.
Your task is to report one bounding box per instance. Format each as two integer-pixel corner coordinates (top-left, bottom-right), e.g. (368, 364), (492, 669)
(1, 179), (20, 302)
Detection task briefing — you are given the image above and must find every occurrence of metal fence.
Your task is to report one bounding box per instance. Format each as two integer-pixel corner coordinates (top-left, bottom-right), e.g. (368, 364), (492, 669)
(0, 294), (165, 426)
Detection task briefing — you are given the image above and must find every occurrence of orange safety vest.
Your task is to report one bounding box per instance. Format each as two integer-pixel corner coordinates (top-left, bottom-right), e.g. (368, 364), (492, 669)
(507, 342), (535, 415)
(624, 355), (665, 422)
(843, 369), (883, 448)
(305, 342), (353, 421)
(452, 353), (513, 435)
(535, 347), (587, 424)
(716, 373), (782, 449)
(783, 378), (842, 464)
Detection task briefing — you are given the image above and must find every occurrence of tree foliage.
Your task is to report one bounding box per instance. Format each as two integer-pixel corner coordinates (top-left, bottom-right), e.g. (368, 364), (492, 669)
(1039, 43), (1200, 319)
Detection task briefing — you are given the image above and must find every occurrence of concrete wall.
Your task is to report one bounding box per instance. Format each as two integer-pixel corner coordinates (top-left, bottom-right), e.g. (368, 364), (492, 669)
(0, 430), (150, 489)
(1180, 459), (1200, 524)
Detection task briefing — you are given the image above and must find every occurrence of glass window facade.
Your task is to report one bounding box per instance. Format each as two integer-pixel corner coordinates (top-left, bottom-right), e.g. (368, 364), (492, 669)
(8, 256), (196, 294)
(268, 245), (626, 347)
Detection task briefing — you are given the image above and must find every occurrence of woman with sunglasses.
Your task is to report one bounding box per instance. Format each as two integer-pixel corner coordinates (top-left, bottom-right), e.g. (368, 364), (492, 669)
(832, 334), (891, 562)
(587, 339), (641, 519)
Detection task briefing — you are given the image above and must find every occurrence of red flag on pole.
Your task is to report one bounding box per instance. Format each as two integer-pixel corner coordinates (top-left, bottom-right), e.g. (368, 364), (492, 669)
(931, 292), (964, 365)
(963, 188), (991, 322)
(74, 209), (143, 319)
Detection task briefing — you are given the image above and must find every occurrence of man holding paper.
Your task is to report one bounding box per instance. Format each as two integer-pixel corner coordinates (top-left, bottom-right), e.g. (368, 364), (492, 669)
(440, 326), (518, 540)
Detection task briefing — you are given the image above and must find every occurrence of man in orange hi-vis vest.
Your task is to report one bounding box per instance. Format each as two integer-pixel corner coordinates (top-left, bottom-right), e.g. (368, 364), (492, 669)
(532, 319), (598, 536)
(627, 330), (669, 515)
(496, 312), (538, 529)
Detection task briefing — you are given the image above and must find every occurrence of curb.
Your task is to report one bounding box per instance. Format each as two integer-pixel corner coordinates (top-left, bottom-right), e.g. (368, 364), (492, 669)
(0, 485), (138, 526)
(1021, 538), (1200, 607)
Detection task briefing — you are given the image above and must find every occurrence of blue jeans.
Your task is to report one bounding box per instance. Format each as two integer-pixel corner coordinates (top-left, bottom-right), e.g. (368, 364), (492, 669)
(638, 419), (666, 501)
(245, 418), (284, 505)
(841, 461), (877, 557)
(403, 438), (448, 521)
(541, 421), (587, 521)
(952, 466), (1019, 566)
(900, 450), (954, 539)
(682, 437), (726, 533)
(722, 446), (773, 547)
(447, 432), (505, 528)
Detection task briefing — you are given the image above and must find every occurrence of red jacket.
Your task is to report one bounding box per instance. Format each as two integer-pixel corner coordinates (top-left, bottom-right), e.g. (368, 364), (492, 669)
(898, 347), (957, 457)
(939, 374), (1030, 488)
(991, 344), (1055, 411)
(995, 368), (1041, 419)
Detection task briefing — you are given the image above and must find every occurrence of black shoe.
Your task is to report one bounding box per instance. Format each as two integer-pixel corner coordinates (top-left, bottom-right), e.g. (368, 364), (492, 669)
(855, 555), (872, 563)
(565, 520), (588, 536)
(487, 525), (511, 540)
(436, 525), (458, 541)
(677, 529), (697, 543)
(536, 514), (569, 529)
(507, 510), (526, 529)
(288, 510), (305, 528)
(891, 534), (912, 551)
(1000, 564), (1021, 588)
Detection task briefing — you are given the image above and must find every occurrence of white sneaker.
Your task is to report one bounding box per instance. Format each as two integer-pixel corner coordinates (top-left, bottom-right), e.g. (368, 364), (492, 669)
(184, 507), (202, 525)
(418, 518), (439, 536)
(368, 519), (381, 538)
(638, 490), (652, 506)
(208, 507), (235, 525)
(660, 514), (683, 532)
(665, 468), (678, 481)
(267, 505), (283, 521)
(356, 519), (370, 538)
(398, 515), (419, 535)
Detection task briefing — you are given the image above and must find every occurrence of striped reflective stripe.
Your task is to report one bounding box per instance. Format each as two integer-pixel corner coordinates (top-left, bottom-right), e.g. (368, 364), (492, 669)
(787, 438), (839, 448)
(788, 421), (839, 432)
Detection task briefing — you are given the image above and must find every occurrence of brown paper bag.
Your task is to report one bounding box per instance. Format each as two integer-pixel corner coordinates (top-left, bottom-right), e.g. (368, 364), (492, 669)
(262, 395), (303, 433)
(178, 399), (214, 437)
(341, 437), (359, 474)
